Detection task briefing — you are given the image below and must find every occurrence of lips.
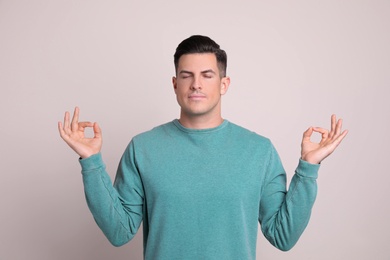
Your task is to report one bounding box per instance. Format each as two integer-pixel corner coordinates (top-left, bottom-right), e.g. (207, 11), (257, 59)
(189, 93), (206, 99)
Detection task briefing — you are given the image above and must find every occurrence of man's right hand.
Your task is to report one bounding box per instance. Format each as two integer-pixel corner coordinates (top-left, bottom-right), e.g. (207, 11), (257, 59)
(58, 107), (102, 159)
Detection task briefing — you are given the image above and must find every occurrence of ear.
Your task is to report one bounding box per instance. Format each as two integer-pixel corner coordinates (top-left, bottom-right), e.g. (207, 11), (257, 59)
(220, 76), (230, 95)
(172, 76), (177, 93)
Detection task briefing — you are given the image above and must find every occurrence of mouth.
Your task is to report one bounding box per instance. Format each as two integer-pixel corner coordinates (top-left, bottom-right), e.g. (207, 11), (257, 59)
(189, 95), (206, 101)
(189, 92), (206, 100)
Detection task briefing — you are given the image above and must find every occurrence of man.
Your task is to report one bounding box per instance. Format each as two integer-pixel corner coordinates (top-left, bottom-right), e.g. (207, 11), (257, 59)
(58, 35), (348, 259)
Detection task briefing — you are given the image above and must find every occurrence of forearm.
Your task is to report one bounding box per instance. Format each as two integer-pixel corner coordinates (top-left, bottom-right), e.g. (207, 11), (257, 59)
(260, 159), (319, 251)
(80, 153), (142, 246)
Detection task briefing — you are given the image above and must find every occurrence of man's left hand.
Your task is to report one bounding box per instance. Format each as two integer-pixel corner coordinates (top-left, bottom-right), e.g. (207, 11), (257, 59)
(301, 114), (348, 164)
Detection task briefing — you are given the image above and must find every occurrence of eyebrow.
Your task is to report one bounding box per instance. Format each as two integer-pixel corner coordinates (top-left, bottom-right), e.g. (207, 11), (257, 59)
(179, 70), (193, 75)
(201, 69), (216, 75)
(179, 69), (216, 75)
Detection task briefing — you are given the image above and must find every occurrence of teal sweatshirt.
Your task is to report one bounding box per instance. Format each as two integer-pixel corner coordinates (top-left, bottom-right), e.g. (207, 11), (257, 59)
(80, 119), (319, 260)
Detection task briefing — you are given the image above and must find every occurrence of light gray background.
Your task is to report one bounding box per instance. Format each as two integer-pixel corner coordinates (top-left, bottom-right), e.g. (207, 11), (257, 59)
(1, 0), (389, 259)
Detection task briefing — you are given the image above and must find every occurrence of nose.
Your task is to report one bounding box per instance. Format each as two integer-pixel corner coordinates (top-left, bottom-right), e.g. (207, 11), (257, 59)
(190, 76), (202, 90)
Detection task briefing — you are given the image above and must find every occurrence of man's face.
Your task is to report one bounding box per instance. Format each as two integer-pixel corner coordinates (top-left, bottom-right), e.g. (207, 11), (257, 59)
(172, 53), (230, 122)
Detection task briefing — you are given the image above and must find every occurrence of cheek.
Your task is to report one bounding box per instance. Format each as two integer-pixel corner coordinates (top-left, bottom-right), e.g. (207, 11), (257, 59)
(175, 80), (189, 91)
(175, 86), (185, 95)
(174, 88), (187, 102)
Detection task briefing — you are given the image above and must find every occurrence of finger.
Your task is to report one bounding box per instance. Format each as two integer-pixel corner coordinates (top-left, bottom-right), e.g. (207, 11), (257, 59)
(329, 114), (336, 138)
(333, 129), (348, 145)
(63, 111), (71, 135)
(78, 121), (94, 130)
(312, 127), (329, 140)
(71, 107), (80, 131)
(302, 127), (313, 141)
(93, 122), (102, 139)
(77, 122), (94, 134)
(326, 129), (348, 153)
(334, 118), (343, 137)
(58, 121), (66, 138)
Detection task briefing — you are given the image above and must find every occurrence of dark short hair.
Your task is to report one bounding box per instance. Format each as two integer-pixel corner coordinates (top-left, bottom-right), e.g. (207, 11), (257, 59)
(174, 35), (227, 77)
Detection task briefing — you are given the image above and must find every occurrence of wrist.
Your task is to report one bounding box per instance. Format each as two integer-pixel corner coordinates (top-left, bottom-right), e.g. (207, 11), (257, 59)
(301, 155), (321, 165)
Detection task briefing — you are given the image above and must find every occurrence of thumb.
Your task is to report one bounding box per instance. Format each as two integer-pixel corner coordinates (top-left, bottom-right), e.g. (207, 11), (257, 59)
(302, 127), (313, 141)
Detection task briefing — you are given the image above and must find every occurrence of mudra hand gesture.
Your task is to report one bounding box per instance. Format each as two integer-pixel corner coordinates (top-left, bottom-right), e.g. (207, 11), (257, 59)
(58, 107), (102, 159)
(59, 108), (348, 163)
(301, 114), (348, 164)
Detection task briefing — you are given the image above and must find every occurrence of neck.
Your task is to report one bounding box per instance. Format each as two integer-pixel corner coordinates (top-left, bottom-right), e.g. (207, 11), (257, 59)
(178, 113), (224, 129)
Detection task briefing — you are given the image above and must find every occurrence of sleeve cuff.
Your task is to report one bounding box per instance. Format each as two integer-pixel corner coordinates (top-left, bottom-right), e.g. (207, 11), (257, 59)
(296, 159), (320, 179)
(79, 153), (105, 172)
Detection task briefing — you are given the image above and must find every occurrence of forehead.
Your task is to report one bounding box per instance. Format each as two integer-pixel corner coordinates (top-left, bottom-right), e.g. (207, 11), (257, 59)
(177, 53), (218, 71)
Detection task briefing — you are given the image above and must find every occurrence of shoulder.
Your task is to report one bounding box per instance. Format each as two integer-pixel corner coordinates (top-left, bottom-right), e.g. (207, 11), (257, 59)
(226, 121), (272, 147)
(130, 121), (176, 144)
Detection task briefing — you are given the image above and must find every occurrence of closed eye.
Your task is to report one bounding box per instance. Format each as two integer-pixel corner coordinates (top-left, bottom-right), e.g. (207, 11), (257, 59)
(179, 71), (193, 79)
(201, 69), (216, 79)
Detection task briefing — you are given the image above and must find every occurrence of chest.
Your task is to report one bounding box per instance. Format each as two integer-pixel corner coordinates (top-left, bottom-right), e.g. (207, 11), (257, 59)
(138, 143), (267, 211)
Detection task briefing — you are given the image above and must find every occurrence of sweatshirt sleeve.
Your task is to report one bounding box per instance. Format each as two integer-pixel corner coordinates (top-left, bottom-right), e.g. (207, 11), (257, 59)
(80, 141), (144, 247)
(258, 144), (319, 251)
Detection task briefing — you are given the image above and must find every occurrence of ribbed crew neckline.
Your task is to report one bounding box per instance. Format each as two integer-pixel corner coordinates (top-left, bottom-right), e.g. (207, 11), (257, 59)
(172, 119), (229, 134)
